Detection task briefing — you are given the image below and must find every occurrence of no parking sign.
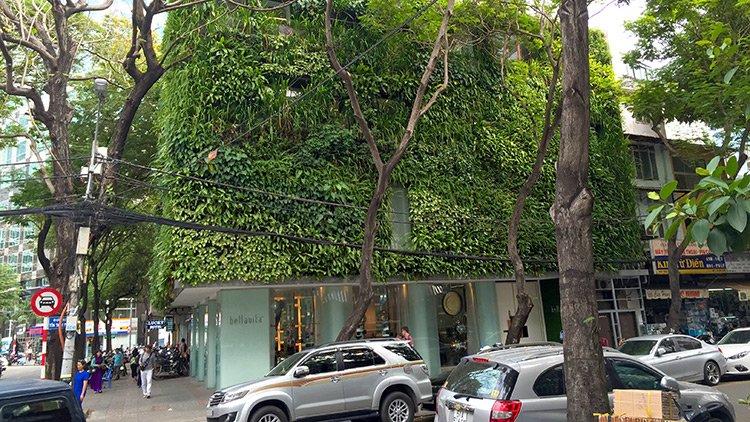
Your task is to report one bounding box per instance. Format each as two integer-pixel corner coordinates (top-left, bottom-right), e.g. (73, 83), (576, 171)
(31, 288), (62, 317)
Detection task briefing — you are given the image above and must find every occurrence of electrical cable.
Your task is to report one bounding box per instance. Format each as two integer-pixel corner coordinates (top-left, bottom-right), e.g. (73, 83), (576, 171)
(0, 156), (88, 168)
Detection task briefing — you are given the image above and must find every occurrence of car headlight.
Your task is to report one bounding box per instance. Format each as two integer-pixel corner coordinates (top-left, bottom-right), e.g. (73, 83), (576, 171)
(222, 390), (249, 403)
(728, 351), (750, 360)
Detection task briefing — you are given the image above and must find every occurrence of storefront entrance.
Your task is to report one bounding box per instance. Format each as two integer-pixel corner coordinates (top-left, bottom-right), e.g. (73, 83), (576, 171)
(273, 289), (315, 365)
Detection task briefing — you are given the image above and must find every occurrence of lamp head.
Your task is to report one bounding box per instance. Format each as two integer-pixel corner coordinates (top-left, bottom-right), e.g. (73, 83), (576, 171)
(94, 78), (108, 101)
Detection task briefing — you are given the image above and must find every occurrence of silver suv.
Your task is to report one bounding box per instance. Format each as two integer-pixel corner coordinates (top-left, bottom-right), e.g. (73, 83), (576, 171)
(207, 338), (431, 422)
(435, 345), (735, 422)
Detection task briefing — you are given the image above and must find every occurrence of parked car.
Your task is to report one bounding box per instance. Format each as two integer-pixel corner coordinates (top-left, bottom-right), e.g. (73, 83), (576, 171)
(618, 334), (726, 385)
(0, 379), (87, 421)
(206, 338), (431, 422)
(717, 327), (750, 376)
(434, 345), (735, 422)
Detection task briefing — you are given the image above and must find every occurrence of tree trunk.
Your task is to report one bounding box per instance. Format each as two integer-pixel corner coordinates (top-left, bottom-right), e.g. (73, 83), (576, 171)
(667, 238), (689, 332)
(105, 311), (113, 352)
(336, 174), (389, 341)
(555, 0), (610, 419)
(92, 277), (101, 354)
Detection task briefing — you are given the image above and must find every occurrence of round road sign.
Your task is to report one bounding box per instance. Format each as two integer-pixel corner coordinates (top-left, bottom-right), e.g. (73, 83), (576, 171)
(31, 288), (62, 317)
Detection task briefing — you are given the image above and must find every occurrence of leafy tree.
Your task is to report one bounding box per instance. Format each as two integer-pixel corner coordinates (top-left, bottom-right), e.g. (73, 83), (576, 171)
(0, 265), (20, 315)
(626, 0), (750, 331)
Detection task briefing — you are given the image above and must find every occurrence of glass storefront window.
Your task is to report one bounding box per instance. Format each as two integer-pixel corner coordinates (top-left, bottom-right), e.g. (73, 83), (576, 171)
(273, 289), (315, 365)
(436, 285), (468, 368)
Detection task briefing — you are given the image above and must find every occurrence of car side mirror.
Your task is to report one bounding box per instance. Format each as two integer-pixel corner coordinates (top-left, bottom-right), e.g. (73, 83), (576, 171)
(660, 376), (680, 397)
(655, 347), (667, 357)
(293, 366), (310, 378)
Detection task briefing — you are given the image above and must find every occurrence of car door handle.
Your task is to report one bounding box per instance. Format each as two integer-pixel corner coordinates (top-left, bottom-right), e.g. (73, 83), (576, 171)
(330, 376), (340, 383)
(379, 369), (388, 376)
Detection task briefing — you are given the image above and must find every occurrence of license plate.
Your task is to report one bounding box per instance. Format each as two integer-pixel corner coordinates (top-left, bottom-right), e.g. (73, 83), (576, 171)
(452, 410), (468, 422)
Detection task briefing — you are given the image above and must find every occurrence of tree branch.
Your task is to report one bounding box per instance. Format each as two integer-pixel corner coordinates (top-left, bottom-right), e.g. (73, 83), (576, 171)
(157, 0), (211, 13)
(0, 32), (56, 63)
(324, 0), (383, 172)
(37, 215), (52, 277)
(65, 0), (114, 17)
(27, 133), (56, 195)
(0, 36), (50, 124)
(222, 0), (298, 12)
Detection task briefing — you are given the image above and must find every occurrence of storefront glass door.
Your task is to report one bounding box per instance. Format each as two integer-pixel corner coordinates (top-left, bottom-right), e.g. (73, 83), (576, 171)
(273, 290), (315, 365)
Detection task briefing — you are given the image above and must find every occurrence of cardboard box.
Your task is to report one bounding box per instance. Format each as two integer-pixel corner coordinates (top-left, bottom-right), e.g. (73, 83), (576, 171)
(613, 390), (680, 420)
(596, 417), (687, 422)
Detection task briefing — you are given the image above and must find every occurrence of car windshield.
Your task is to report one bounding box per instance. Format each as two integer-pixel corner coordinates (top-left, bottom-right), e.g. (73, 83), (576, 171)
(444, 359), (517, 400)
(266, 352), (307, 376)
(718, 330), (750, 345)
(619, 340), (657, 356)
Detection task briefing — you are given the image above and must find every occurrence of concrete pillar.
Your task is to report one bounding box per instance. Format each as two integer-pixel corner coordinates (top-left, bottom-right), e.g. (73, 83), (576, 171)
(317, 286), (353, 344)
(474, 281), (502, 347)
(206, 299), (218, 389)
(406, 283), (441, 376)
(196, 304), (206, 382)
(190, 308), (199, 378)
(218, 288), (272, 389)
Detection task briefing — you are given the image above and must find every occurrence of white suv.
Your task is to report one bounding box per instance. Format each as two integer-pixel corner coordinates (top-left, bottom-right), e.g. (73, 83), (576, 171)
(207, 338), (431, 422)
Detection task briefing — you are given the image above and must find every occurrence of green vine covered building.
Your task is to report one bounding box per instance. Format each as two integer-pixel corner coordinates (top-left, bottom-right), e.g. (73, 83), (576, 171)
(153, 1), (643, 389)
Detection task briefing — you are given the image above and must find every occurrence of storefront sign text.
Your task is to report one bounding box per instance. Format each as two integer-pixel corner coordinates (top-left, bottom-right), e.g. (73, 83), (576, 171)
(228, 314), (264, 326)
(645, 289), (709, 300)
(650, 239), (726, 275)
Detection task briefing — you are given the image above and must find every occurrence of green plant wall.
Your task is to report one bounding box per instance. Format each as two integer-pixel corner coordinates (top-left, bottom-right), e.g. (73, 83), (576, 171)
(150, 4), (642, 307)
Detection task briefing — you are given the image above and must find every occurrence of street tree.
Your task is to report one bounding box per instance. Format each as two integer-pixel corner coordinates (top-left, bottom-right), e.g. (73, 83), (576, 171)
(503, 0), (562, 344)
(625, 0), (750, 331)
(554, 0), (611, 419)
(0, 0), (174, 379)
(325, 0), (456, 341)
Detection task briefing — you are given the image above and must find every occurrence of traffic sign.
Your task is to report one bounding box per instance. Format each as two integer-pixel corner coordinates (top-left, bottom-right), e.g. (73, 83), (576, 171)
(31, 288), (62, 317)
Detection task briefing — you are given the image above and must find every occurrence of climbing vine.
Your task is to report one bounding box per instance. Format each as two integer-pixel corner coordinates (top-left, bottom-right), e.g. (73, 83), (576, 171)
(150, 3), (641, 308)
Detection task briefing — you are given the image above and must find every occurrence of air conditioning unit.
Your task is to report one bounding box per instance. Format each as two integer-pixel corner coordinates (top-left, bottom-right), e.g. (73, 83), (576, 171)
(739, 291), (749, 302)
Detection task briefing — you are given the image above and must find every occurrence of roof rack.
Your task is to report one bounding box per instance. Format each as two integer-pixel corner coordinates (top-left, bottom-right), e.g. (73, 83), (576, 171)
(316, 338), (404, 349)
(479, 341), (562, 354)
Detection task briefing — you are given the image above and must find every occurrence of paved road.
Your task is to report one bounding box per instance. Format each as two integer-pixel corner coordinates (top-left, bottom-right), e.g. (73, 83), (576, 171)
(717, 376), (750, 421)
(1, 364), (43, 380)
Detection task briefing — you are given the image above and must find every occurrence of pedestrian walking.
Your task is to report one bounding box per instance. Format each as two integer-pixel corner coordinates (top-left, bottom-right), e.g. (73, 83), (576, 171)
(89, 350), (105, 393)
(139, 345), (155, 399)
(130, 347), (140, 386)
(400, 326), (414, 348)
(72, 360), (90, 403)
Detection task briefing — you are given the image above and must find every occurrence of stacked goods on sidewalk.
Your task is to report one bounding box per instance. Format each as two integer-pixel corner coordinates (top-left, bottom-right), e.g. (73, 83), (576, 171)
(594, 389), (687, 422)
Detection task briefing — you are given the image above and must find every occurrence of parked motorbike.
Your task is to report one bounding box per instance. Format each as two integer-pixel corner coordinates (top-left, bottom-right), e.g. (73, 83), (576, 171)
(153, 346), (189, 378)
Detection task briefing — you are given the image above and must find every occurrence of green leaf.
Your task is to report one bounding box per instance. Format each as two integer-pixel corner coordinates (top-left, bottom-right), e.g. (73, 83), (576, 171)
(707, 229), (728, 256)
(690, 219), (710, 244)
(745, 103), (750, 119)
(583, 316), (595, 324)
(738, 197), (750, 214)
(708, 196), (731, 217)
(644, 205), (665, 229)
(724, 66), (739, 84)
(696, 167), (711, 176)
(647, 191), (661, 201)
(660, 181), (678, 200)
(727, 156), (739, 177)
(707, 156), (721, 174)
(665, 220), (681, 240)
(728, 202), (748, 232)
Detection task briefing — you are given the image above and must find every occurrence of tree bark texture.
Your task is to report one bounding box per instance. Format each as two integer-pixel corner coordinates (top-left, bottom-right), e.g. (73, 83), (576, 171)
(666, 237), (689, 332)
(555, 0), (610, 419)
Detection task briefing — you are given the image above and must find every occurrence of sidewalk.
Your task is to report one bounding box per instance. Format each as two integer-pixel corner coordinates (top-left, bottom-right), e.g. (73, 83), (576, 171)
(83, 374), (435, 421)
(84, 374), (208, 422)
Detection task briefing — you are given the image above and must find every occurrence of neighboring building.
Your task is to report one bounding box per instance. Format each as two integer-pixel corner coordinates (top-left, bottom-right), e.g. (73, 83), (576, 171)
(0, 113), (50, 295)
(156, 7), (645, 390)
(621, 88), (750, 338)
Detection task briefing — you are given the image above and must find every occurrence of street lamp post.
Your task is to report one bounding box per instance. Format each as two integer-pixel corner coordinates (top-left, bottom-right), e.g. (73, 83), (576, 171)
(59, 78), (107, 380)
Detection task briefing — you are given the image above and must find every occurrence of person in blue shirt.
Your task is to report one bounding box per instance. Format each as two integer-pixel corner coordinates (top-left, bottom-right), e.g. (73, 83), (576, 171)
(72, 360), (90, 403)
(112, 348), (124, 380)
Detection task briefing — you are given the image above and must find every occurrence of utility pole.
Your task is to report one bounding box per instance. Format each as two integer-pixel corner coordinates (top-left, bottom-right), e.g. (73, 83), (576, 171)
(59, 79), (107, 380)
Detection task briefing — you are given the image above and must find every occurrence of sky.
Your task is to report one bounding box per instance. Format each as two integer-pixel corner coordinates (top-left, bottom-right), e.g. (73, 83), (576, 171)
(589, 0), (647, 78)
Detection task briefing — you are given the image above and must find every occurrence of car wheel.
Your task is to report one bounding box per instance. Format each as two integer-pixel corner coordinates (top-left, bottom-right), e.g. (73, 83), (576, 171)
(250, 405), (288, 422)
(703, 360), (721, 386)
(380, 391), (414, 422)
